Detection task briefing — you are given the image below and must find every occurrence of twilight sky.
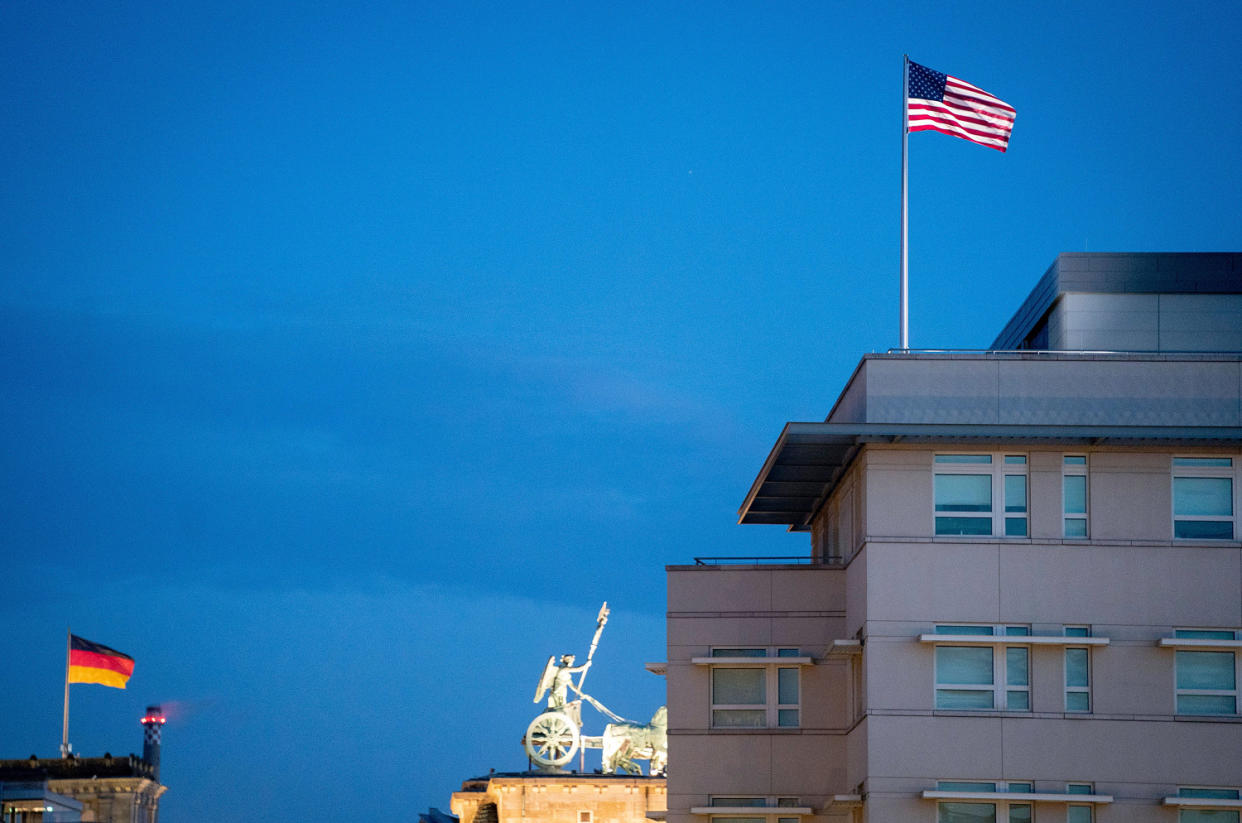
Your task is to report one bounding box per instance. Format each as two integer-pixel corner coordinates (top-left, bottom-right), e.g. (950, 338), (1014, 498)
(2, 2), (1239, 820)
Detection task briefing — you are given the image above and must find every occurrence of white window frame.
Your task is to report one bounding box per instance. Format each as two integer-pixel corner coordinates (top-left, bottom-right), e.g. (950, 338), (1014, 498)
(699, 648), (807, 729)
(1172, 457), (1237, 540)
(930, 626), (1031, 711)
(934, 454), (1029, 538)
(1064, 627), (1092, 713)
(1163, 629), (1242, 716)
(1063, 455), (1089, 538)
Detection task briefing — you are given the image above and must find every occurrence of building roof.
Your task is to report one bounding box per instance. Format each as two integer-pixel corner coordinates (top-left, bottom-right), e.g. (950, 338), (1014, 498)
(0, 755), (156, 783)
(738, 422), (1242, 530)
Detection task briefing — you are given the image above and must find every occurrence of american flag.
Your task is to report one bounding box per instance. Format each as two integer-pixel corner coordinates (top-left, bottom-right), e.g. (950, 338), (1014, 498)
(907, 60), (1015, 152)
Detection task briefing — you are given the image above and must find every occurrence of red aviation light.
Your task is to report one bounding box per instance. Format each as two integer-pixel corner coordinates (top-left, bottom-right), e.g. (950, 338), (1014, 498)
(140, 713), (166, 725)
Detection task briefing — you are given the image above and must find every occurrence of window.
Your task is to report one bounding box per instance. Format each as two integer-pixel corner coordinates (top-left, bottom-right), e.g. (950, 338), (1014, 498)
(1064, 456), (1088, 537)
(936, 782), (1032, 823)
(579, 812), (593, 823)
(1176, 788), (1241, 823)
(1067, 783), (1094, 823)
(934, 454), (1028, 537)
(703, 797), (807, 823)
(1064, 627), (1091, 713)
(1173, 457), (1236, 540)
(1174, 630), (1240, 715)
(934, 626), (1030, 710)
(709, 649), (801, 728)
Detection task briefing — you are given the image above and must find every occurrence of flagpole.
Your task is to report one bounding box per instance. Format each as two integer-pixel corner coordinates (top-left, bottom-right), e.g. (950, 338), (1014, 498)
(900, 54), (910, 350)
(61, 627), (71, 758)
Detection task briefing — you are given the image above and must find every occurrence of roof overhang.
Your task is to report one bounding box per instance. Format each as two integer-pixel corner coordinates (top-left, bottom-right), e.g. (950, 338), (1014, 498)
(738, 422), (1242, 531)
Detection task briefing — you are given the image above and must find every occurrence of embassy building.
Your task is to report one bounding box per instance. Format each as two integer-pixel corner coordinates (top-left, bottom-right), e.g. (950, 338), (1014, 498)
(661, 254), (1242, 823)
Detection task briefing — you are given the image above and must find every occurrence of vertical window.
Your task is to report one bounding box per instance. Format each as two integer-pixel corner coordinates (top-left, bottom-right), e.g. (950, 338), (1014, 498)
(1064, 456), (1088, 537)
(1173, 457), (1235, 540)
(1067, 784), (1094, 823)
(1174, 630), (1239, 715)
(579, 812), (593, 823)
(1064, 627), (1091, 713)
(934, 626), (1030, 710)
(1177, 788), (1241, 823)
(935, 455), (1027, 537)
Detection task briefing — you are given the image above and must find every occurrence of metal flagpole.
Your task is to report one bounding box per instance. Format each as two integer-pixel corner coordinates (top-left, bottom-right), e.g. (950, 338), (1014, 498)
(900, 54), (910, 350)
(61, 627), (71, 758)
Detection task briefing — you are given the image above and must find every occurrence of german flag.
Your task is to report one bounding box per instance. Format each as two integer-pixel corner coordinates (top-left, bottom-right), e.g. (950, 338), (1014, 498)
(68, 635), (134, 689)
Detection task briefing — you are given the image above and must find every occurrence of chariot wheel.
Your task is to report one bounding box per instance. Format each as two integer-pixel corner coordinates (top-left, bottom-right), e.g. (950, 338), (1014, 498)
(525, 711), (580, 766)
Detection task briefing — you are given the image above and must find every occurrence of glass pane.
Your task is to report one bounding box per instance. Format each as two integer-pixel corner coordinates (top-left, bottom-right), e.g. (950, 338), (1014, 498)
(778, 668), (798, 704)
(1178, 811), (1240, 823)
(1066, 691), (1090, 712)
(1064, 475), (1087, 514)
(1007, 804), (1032, 823)
(938, 782), (998, 792)
(1067, 785), (1094, 795)
(939, 647), (994, 684)
(1175, 520), (1234, 539)
(712, 648), (767, 657)
(939, 802), (996, 823)
(1178, 789), (1242, 799)
(1006, 648), (1029, 686)
(936, 689), (996, 709)
(1172, 521), (1232, 541)
(1005, 626), (1031, 636)
(712, 709), (766, 727)
(1064, 626), (1091, 637)
(1004, 517), (1028, 537)
(1005, 475), (1027, 512)
(936, 474), (993, 512)
(1007, 783), (1032, 793)
(936, 455), (993, 464)
(1004, 455), (1027, 464)
(1067, 806), (1092, 823)
(938, 625), (995, 635)
(1177, 651), (1236, 690)
(776, 799), (801, 808)
(777, 709), (799, 727)
(1177, 629), (1237, 639)
(1066, 648), (1089, 687)
(776, 648), (800, 657)
(1065, 517), (1088, 537)
(1064, 455), (1087, 465)
(1174, 457), (1233, 467)
(937, 516), (994, 536)
(710, 799), (765, 807)
(1006, 690), (1030, 710)
(713, 669), (765, 704)
(1174, 477), (1233, 516)
(1177, 694), (1238, 715)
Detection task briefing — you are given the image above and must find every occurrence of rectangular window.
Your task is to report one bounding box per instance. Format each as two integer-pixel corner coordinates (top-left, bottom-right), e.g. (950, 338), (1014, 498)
(1065, 627), (1091, 713)
(934, 625), (1029, 710)
(1174, 630), (1239, 716)
(935, 782), (1031, 823)
(935, 454), (1028, 537)
(1173, 457), (1236, 540)
(1067, 784), (1094, 823)
(1064, 456), (1088, 538)
(1178, 788), (1241, 823)
(709, 650), (801, 728)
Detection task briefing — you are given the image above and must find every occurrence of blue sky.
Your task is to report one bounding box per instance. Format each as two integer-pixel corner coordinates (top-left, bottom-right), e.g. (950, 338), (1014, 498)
(2, 1), (1239, 820)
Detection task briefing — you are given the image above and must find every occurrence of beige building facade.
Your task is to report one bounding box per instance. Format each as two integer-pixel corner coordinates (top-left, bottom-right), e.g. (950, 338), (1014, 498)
(664, 255), (1242, 823)
(452, 773), (666, 823)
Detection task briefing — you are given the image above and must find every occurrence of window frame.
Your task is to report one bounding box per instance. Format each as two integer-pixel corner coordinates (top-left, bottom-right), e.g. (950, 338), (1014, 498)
(934, 454), (1029, 538)
(1172, 456), (1237, 541)
(1067, 783), (1095, 823)
(932, 781), (1033, 823)
(1167, 787), (1242, 823)
(932, 625), (1031, 711)
(1063, 455), (1089, 538)
(1064, 627), (1092, 713)
(705, 648), (804, 729)
(1170, 629), (1241, 716)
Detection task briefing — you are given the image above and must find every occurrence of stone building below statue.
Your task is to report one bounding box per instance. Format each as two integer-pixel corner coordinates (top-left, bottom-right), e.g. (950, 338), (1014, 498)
(452, 772), (666, 823)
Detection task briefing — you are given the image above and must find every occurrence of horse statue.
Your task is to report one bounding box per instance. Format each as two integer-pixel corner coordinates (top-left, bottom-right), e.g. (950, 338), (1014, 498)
(601, 706), (667, 776)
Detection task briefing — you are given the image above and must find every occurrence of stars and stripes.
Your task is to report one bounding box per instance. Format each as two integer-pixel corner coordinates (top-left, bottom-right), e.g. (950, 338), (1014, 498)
(907, 60), (1015, 152)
